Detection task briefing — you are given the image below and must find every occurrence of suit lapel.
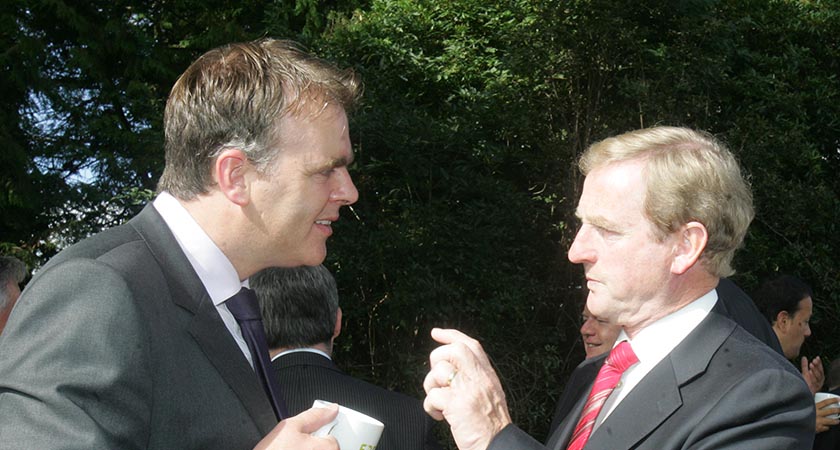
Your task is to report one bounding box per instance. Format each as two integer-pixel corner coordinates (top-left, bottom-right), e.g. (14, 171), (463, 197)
(583, 312), (736, 449)
(187, 298), (278, 433)
(129, 205), (278, 434)
(583, 358), (682, 449)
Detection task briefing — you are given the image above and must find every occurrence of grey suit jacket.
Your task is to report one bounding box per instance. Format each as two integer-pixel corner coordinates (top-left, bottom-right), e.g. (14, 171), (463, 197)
(0, 205), (277, 449)
(273, 351), (442, 450)
(546, 279), (786, 438)
(489, 310), (815, 450)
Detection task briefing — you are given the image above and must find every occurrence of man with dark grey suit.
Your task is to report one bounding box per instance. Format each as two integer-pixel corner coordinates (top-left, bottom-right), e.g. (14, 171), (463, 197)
(422, 127), (815, 450)
(0, 39), (360, 450)
(252, 265), (442, 450)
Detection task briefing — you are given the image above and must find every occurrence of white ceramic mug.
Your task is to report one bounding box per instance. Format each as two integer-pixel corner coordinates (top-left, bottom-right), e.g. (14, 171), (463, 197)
(815, 392), (840, 419)
(311, 400), (385, 450)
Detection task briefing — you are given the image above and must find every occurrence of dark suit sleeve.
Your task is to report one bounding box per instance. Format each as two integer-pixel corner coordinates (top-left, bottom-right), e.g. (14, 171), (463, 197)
(0, 259), (152, 449)
(487, 424), (547, 450)
(423, 414), (445, 450)
(682, 367), (815, 449)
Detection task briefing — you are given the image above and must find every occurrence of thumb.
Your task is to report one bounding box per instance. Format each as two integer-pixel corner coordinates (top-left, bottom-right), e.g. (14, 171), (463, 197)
(291, 404), (340, 434)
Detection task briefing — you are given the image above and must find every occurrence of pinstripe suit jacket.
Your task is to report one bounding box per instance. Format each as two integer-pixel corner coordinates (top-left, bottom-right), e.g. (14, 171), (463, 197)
(273, 351), (441, 450)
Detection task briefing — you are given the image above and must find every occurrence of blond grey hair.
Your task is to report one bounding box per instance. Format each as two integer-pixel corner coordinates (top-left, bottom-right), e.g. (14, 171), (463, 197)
(579, 126), (753, 277)
(158, 38), (361, 199)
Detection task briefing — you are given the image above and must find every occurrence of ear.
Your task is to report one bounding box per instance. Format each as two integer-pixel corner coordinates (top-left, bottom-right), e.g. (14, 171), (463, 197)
(214, 148), (252, 206)
(774, 310), (790, 333)
(671, 221), (708, 275)
(333, 307), (342, 340)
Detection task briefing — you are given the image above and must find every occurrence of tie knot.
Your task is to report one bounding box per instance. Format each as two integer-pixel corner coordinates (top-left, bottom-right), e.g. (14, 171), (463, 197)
(225, 287), (262, 321)
(606, 341), (638, 372)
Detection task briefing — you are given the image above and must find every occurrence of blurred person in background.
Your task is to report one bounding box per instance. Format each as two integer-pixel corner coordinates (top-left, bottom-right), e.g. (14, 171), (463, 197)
(0, 255), (27, 335)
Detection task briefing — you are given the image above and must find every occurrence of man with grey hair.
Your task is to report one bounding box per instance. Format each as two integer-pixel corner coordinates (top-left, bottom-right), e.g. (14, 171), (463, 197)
(423, 126), (814, 449)
(0, 255), (26, 335)
(0, 39), (360, 450)
(252, 265), (442, 450)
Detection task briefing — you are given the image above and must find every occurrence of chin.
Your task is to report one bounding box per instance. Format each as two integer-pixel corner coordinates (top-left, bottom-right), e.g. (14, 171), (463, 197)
(301, 248), (327, 266)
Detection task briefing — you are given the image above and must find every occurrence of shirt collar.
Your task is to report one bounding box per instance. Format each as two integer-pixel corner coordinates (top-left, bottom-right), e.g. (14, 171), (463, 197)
(153, 192), (244, 305)
(271, 348), (332, 362)
(615, 288), (718, 365)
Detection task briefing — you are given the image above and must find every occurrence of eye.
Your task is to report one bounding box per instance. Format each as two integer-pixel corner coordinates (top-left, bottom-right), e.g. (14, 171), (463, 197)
(593, 224), (611, 235)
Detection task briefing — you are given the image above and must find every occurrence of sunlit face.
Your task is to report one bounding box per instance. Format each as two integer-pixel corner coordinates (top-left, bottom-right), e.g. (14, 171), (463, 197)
(775, 296), (813, 360)
(580, 305), (622, 359)
(567, 159), (679, 334)
(248, 104), (358, 267)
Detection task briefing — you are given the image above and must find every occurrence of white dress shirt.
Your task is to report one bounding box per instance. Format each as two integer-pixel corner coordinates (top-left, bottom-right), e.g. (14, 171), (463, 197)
(153, 192), (254, 367)
(270, 348), (332, 363)
(595, 289), (718, 429)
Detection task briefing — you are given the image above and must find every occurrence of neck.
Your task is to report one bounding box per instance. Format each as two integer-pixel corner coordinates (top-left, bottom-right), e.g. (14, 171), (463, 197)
(623, 273), (718, 339)
(179, 195), (255, 280)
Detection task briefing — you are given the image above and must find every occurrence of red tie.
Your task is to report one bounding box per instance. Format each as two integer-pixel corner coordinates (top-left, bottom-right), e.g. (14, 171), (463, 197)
(566, 341), (638, 450)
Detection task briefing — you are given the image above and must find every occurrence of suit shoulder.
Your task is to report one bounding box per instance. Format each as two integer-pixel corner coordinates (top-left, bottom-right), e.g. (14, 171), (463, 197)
(346, 374), (426, 409)
(44, 221), (146, 270)
(723, 325), (798, 374)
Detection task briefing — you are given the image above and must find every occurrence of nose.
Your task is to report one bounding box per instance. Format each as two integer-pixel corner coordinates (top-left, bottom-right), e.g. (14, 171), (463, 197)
(580, 319), (593, 337)
(332, 167), (359, 205)
(568, 225), (594, 264)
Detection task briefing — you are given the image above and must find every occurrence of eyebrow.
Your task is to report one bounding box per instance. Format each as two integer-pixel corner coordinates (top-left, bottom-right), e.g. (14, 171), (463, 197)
(316, 154), (355, 172)
(575, 209), (615, 231)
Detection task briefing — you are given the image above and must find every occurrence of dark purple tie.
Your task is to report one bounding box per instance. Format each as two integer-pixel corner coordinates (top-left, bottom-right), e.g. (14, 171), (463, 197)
(226, 287), (288, 421)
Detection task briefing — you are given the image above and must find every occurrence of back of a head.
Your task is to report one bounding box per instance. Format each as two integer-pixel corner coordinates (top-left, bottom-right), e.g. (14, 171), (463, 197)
(754, 274), (813, 324)
(579, 126), (754, 277)
(158, 38), (362, 200)
(0, 256), (27, 310)
(251, 264), (339, 350)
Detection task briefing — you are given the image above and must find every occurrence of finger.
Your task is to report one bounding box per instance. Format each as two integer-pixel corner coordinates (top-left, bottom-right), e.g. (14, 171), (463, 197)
(812, 357), (825, 377)
(431, 328), (487, 359)
(424, 360), (457, 393)
(292, 405), (340, 434)
(423, 386), (449, 421)
(316, 435), (339, 449)
(431, 327), (472, 345)
(429, 335), (492, 374)
(801, 356), (809, 374)
(817, 398), (839, 408)
(818, 408), (836, 418)
(429, 342), (474, 372)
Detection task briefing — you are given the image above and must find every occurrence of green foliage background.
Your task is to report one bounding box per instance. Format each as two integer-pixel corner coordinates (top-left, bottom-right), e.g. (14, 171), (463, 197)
(2, 0), (839, 446)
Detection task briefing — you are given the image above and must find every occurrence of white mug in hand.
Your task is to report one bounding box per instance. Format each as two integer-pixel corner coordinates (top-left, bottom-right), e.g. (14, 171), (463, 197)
(815, 392), (840, 419)
(312, 400), (385, 450)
